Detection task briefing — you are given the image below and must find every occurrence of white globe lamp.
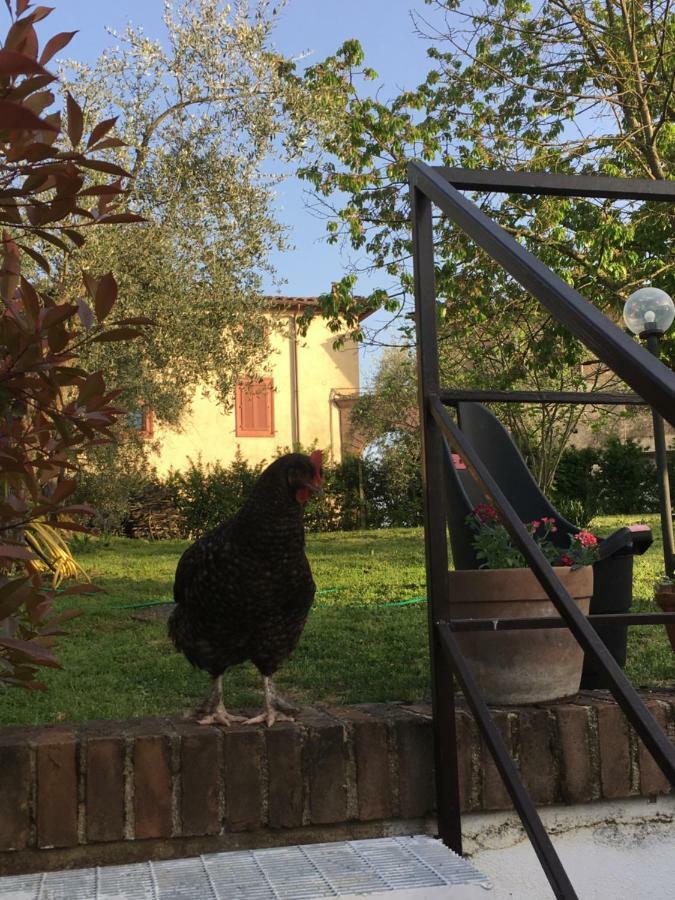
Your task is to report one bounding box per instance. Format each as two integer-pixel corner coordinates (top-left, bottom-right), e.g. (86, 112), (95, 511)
(622, 286), (675, 337)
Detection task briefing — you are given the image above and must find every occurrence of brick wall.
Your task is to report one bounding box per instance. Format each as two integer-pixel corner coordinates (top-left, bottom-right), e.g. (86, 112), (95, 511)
(0, 693), (673, 875)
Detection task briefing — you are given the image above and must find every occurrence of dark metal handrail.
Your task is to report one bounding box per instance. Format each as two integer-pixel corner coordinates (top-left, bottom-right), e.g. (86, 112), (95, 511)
(440, 167), (675, 201)
(410, 163), (675, 900)
(439, 389), (645, 406)
(410, 162), (675, 426)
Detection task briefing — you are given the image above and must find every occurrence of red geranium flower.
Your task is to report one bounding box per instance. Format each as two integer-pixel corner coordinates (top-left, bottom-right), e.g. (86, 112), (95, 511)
(574, 530), (598, 548)
(474, 503), (499, 524)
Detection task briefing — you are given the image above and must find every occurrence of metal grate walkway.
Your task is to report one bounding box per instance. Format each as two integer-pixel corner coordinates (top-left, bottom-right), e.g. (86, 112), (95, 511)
(0, 836), (490, 899)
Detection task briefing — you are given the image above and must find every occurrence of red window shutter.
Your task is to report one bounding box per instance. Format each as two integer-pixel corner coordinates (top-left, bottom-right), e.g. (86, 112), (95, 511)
(142, 410), (154, 437)
(236, 378), (274, 436)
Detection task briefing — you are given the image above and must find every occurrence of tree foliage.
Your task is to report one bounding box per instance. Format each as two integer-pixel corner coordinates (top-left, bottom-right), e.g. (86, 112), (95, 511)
(0, 0), (144, 688)
(351, 347), (418, 445)
(59, 0), (319, 427)
(350, 348), (423, 527)
(297, 0), (675, 487)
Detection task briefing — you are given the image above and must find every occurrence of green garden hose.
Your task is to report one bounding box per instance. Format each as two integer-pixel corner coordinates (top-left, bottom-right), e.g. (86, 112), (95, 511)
(119, 588), (428, 611)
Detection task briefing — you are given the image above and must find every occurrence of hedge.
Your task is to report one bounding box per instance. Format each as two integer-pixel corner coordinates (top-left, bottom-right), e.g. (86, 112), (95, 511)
(111, 437), (670, 539)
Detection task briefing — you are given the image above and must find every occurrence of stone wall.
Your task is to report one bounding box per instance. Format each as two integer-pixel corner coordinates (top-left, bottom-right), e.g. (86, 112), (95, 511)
(1, 692), (673, 876)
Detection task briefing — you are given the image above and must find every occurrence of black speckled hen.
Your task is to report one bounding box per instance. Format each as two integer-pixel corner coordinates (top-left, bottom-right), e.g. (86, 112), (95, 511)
(168, 451), (323, 728)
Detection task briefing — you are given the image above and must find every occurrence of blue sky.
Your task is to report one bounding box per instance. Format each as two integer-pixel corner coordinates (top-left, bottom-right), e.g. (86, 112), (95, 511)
(43, 1), (440, 379)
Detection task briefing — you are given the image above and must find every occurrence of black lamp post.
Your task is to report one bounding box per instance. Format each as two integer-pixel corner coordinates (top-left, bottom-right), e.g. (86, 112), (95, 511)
(623, 287), (675, 578)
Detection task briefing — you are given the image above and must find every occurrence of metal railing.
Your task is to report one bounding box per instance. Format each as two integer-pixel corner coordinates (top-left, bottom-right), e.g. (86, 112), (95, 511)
(410, 162), (675, 900)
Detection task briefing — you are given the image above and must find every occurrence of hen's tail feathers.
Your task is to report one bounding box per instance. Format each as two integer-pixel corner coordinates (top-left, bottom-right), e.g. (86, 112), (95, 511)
(167, 604), (182, 653)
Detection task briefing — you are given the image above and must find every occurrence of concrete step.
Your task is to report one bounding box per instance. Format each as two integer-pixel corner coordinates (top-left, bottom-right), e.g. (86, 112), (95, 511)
(0, 835), (491, 899)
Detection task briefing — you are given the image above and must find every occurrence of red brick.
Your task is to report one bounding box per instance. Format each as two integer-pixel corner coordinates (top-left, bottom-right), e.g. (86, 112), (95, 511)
(396, 711), (434, 818)
(328, 707), (393, 822)
(648, 693), (675, 726)
(178, 725), (222, 837)
(133, 733), (173, 839)
(638, 701), (672, 798)
(300, 709), (347, 825)
(0, 734), (32, 850)
(518, 709), (557, 805)
(223, 727), (264, 832)
(596, 703), (633, 800)
(354, 714), (393, 821)
(556, 704), (595, 804)
(86, 736), (125, 842)
(36, 730), (78, 849)
(480, 710), (513, 811)
(267, 724), (304, 829)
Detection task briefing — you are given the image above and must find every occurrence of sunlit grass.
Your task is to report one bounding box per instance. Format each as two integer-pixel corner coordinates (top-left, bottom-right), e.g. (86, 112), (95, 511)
(0, 517), (671, 726)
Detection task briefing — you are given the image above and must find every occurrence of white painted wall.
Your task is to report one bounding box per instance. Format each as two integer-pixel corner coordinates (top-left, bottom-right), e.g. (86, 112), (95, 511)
(463, 796), (675, 900)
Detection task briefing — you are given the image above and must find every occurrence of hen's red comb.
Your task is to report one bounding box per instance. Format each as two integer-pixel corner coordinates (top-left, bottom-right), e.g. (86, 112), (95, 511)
(310, 450), (323, 483)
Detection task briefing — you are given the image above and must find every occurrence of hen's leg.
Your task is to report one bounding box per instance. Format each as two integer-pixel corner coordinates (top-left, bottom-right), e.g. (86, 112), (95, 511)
(243, 676), (295, 728)
(196, 675), (245, 727)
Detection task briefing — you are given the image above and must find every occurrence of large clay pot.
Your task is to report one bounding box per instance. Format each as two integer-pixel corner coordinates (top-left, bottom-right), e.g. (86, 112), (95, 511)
(446, 566), (593, 705)
(655, 585), (675, 653)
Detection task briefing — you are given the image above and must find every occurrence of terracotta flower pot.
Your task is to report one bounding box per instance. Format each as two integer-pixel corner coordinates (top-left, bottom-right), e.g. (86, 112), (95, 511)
(446, 566), (593, 705)
(655, 586), (675, 653)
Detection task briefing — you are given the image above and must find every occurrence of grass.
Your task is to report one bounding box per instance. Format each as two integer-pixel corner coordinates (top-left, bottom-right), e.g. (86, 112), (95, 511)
(0, 517), (672, 726)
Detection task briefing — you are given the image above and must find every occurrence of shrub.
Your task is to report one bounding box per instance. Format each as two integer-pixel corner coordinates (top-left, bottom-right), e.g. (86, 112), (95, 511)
(167, 452), (266, 537)
(551, 438), (660, 519)
(305, 453), (384, 532)
(549, 446), (603, 527)
(166, 451), (371, 536)
(597, 437), (659, 515)
(73, 438), (157, 534)
(365, 439), (424, 528)
(0, 2), (144, 689)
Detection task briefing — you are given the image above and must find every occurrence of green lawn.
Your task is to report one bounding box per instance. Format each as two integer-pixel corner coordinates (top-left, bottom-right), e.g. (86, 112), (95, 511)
(0, 517), (672, 726)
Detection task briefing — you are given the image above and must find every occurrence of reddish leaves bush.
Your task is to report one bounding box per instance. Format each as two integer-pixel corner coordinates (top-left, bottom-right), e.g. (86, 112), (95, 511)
(0, 0), (146, 688)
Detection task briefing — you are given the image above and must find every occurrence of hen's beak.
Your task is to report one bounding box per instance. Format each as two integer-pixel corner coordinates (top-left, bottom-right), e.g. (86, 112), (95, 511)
(308, 449), (324, 498)
(305, 480), (324, 499)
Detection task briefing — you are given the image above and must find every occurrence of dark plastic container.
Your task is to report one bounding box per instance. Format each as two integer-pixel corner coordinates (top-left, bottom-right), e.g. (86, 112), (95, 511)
(443, 402), (652, 687)
(580, 552), (633, 688)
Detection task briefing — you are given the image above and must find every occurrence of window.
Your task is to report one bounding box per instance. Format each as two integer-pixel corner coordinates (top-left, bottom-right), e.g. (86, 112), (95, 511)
(235, 378), (274, 437)
(129, 409), (154, 438)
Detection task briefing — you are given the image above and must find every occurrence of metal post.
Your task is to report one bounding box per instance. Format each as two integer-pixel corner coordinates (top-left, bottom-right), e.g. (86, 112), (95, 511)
(410, 181), (463, 852)
(644, 330), (675, 578)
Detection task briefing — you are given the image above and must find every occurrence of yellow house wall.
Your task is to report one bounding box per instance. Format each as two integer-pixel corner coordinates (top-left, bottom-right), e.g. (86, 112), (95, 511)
(151, 314), (359, 474)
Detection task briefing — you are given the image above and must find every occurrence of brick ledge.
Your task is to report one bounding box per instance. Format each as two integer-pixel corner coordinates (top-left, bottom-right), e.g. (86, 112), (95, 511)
(0, 691), (672, 875)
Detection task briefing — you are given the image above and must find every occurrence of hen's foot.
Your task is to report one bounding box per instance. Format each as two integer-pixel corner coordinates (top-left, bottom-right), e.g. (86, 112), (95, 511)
(243, 675), (300, 726)
(243, 708), (295, 728)
(197, 705), (246, 727)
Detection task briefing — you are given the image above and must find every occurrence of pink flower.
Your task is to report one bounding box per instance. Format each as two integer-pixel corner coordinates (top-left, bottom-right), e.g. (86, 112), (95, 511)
(575, 530), (598, 548)
(559, 554), (574, 567)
